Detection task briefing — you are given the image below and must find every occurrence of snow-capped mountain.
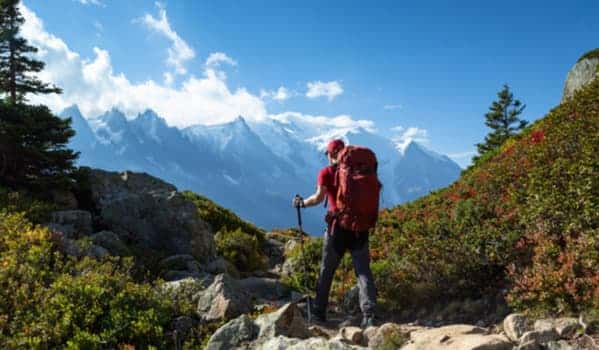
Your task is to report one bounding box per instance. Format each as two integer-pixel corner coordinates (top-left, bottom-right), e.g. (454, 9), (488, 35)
(60, 105), (462, 234)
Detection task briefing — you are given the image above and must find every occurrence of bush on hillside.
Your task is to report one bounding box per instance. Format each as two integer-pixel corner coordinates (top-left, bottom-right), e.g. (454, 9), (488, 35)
(214, 227), (267, 274)
(370, 70), (599, 315)
(182, 191), (265, 241)
(0, 210), (198, 348)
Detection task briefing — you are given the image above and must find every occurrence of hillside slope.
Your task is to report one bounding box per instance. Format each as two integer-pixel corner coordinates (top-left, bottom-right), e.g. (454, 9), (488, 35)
(370, 51), (599, 315)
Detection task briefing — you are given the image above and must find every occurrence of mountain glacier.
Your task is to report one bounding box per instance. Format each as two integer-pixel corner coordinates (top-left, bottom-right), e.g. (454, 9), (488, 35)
(60, 105), (462, 234)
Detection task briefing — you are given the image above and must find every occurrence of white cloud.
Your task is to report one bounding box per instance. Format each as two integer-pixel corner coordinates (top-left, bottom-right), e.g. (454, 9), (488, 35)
(383, 104), (402, 110)
(272, 111), (375, 133)
(260, 86), (293, 102)
(20, 4), (266, 128)
(305, 80), (343, 101)
(18, 3), (388, 143)
(391, 126), (429, 153)
(205, 52), (237, 68)
(73, 0), (105, 7)
(137, 2), (195, 75)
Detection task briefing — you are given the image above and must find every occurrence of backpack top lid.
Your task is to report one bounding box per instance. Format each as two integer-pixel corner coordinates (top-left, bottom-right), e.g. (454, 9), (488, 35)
(336, 145), (378, 173)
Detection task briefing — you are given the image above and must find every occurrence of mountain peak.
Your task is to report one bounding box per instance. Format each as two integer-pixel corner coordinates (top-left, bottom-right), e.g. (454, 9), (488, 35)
(59, 104), (85, 122)
(136, 109), (167, 126)
(403, 141), (453, 163)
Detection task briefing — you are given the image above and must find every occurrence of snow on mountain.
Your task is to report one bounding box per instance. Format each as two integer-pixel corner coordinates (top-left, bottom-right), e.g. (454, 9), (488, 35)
(63, 105), (462, 234)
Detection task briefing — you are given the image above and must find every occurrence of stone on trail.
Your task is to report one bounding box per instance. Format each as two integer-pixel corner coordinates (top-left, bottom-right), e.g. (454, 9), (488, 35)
(205, 314), (258, 350)
(254, 302), (312, 340)
(402, 324), (513, 350)
(338, 326), (363, 345)
(520, 329), (559, 346)
(195, 273), (253, 322)
(503, 313), (530, 342)
(258, 336), (362, 350)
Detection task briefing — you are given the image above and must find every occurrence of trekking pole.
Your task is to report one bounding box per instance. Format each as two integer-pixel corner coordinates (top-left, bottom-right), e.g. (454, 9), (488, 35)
(294, 194), (311, 324)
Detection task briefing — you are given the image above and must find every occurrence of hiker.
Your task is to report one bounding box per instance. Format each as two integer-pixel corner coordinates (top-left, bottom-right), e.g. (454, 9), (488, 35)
(293, 139), (379, 328)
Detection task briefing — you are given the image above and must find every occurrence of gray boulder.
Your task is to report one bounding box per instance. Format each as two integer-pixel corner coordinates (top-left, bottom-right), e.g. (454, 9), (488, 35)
(520, 329), (559, 345)
(89, 169), (215, 262)
(546, 340), (579, 350)
(205, 314), (258, 350)
(534, 318), (581, 339)
(255, 302), (312, 340)
(90, 230), (130, 256)
(562, 54), (599, 101)
(195, 274), (253, 322)
(258, 336), (361, 350)
(504, 313), (530, 342)
(402, 324), (513, 350)
(47, 210), (93, 239)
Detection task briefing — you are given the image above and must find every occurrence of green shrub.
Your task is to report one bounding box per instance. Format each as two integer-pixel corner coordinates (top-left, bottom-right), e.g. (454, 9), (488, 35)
(0, 211), (195, 348)
(577, 47), (599, 62)
(182, 191), (265, 241)
(215, 227), (267, 274)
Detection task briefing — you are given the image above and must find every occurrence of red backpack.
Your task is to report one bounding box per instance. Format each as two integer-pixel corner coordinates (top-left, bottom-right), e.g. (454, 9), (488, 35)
(333, 145), (381, 232)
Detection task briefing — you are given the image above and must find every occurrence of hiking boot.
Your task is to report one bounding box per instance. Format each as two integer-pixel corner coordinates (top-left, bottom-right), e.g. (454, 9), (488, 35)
(361, 315), (375, 328)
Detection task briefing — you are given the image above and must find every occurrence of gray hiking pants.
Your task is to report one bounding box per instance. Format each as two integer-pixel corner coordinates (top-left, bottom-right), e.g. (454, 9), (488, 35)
(313, 226), (377, 317)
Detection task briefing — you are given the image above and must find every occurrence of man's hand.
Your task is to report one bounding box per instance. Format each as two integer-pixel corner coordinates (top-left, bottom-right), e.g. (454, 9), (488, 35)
(293, 195), (305, 208)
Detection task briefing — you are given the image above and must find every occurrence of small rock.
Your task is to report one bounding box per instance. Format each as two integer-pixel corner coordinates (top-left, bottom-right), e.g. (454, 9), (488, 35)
(339, 326), (363, 345)
(546, 340), (577, 350)
(403, 325), (512, 350)
(255, 302), (312, 340)
(504, 313), (530, 342)
(195, 274), (253, 322)
(258, 336), (360, 350)
(534, 319), (555, 332)
(520, 329), (559, 345)
(308, 325), (330, 339)
(554, 318), (581, 339)
(205, 314), (258, 350)
(516, 340), (541, 350)
(362, 325), (378, 343)
(368, 323), (405, 349)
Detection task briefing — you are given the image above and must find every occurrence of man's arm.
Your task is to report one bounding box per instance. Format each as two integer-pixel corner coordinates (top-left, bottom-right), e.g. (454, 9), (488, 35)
(302, 185), (327, 207)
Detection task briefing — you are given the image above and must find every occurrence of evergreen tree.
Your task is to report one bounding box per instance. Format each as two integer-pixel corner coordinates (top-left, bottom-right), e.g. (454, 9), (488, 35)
(475, 84), (527, 160)
(0, 0), (77, 192)
(0, 0), (61, 104)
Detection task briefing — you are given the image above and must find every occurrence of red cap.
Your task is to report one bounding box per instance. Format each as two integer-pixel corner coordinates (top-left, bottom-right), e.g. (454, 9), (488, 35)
(326, 139), (345, 155)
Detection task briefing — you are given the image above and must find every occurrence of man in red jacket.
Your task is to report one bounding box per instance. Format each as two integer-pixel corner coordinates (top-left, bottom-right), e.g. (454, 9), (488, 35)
(294, 139), (377, 328)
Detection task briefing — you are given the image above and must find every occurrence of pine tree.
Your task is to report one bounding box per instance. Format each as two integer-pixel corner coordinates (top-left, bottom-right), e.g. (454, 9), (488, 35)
(475, 84), (527, 160)
(0, 0), (61, 104)
(0, 0), (77, 192)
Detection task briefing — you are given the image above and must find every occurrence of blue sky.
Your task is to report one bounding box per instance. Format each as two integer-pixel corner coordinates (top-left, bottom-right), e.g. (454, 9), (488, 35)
(23, 0), (599, 167)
